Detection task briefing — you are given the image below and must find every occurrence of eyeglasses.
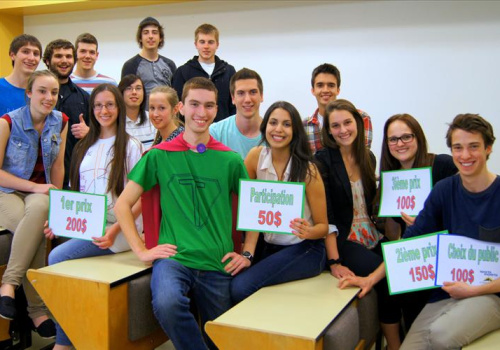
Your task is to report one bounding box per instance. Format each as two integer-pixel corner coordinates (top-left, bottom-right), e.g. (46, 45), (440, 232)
(387, 133), (415, 145)
(125, 86), (143, 92)
(93, 103), (117, 111)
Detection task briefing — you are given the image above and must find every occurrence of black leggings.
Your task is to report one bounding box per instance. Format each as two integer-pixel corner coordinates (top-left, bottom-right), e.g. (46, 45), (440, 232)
(341, 240), (401, 324)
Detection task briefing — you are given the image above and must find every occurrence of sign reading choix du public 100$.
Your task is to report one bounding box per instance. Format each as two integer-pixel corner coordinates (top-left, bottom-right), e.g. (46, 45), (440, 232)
(378, 167), (433, 217)
(237, 179), (305, 235)
(48, 189), (107, 241)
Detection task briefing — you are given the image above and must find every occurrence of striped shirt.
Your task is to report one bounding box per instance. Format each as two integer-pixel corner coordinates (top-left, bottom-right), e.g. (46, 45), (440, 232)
(70, 73), (117, 95)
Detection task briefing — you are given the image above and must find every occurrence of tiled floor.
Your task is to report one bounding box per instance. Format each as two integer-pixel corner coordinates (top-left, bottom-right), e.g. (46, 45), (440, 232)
(28, 331), (176, 349)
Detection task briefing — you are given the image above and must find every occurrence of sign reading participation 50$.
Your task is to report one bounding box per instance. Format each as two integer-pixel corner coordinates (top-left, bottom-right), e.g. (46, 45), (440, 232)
(237, 179), (305, 235)
(49, 189), (107, 241)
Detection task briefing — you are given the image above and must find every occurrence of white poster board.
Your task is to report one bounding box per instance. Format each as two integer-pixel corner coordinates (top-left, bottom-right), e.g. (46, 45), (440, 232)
(382, 231), (446, 295)
(436, 234), (500, 286)
(237, 179), (305, 235)
(49, 189), (107, 241)
(378, 167), (433, 217)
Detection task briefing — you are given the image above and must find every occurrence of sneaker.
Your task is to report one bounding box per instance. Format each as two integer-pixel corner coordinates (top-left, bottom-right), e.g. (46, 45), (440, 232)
(32, 319), (56, 339)
(0, 296), (16, 320)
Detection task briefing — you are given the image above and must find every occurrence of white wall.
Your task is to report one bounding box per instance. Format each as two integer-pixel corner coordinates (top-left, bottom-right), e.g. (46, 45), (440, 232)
(25, 0), (500, 173)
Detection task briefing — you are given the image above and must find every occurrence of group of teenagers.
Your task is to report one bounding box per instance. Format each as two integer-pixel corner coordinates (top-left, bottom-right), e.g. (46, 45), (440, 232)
(0, 16), (499, 350)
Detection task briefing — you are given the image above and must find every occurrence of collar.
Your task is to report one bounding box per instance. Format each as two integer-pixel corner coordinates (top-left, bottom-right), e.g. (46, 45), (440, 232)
(151, 132), (233, 152)
(259, 147), (291, 180)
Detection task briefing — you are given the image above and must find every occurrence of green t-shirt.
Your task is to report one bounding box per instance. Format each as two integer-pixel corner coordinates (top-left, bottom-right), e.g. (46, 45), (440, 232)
(129, 148), (248, 272)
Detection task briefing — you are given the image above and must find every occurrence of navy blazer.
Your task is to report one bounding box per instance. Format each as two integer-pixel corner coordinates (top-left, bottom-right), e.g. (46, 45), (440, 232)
(315, 146), (376, 247)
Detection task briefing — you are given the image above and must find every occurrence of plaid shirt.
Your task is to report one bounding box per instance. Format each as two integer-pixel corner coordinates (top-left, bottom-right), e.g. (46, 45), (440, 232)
(303, 108), (373, 154)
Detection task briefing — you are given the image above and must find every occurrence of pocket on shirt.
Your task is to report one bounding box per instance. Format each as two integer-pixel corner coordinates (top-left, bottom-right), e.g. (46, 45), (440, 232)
(479, 225), (500, 243)
(8, 137), (30, 168)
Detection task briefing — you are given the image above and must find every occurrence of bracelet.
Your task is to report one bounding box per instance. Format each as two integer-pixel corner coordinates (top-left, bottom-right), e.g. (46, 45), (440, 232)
(327, 258), (343, 266)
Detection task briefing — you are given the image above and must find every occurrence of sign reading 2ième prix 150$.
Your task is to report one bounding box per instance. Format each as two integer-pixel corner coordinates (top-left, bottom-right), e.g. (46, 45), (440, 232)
(237, 179), (305, 235)
(382, 231), (447, 295)
(378, 167), (432, 217)
(48, 189), (107, 240)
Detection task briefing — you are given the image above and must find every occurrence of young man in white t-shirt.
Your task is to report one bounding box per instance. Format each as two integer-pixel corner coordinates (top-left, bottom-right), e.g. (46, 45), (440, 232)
(209, 68), (263, 159)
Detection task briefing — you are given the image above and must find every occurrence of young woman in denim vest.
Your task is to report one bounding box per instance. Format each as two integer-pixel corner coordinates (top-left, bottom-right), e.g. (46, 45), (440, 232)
(0, 70), (68, 338)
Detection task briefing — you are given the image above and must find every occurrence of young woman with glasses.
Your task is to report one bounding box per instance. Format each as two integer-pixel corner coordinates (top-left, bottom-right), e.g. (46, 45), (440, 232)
(381, 113), (457, 240)
(45, 84), (144, 350)
(378, 113), (457, 332)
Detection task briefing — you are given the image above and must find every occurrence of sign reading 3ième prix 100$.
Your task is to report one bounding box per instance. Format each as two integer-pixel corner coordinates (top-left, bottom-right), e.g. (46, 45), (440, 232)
(48, 189), (107, 240)
(378, 167), (432, 217)
(237, 179), (305, 234)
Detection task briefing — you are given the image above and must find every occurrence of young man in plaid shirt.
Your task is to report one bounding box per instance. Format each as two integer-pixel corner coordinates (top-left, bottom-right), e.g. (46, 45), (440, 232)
(303, 63), (373, 153)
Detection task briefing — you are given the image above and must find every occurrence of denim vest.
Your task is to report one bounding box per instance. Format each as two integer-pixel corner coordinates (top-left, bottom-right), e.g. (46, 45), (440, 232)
(0, 106), (63, 193)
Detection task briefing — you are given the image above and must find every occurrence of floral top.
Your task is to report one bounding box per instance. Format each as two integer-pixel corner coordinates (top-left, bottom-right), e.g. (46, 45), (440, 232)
(347, 179), (383, 249)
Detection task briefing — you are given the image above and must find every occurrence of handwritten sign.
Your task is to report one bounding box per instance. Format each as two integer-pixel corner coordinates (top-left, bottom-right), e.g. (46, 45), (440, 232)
(49, 189), (107, 240)
(436, 234), (500, 286)
(378, 167), (432, 217)
(382, 231), (447, 294)
(237, 179), (305, 235)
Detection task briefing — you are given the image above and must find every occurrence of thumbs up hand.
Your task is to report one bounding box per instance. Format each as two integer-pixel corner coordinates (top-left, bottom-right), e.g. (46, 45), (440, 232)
(71, 114), (90, 139)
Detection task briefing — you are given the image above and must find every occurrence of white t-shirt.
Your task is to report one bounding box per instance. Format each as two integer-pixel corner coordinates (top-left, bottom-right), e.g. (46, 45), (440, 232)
(79, 135), (144, 252)
(200, 61), (215, 76)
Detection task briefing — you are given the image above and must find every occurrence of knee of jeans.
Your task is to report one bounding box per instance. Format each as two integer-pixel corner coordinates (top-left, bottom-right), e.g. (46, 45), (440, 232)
(230, 277), (252, 304)
(151, 286), (188, 316)
(428, 320), (458, 350)
(48, 246), (65, 266)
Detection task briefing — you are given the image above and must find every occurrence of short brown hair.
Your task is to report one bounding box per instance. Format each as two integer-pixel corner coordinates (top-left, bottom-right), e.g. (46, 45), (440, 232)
(229, 68), (263, 96)
(9, 34), (42, 67)
(195, 23), (219, 43)
(75, 33), (98, 51)
(43, 39), (76, 67)
(446, 113), (496, 150)
(181, 77), (218, 103)
(136, 17), (164, 49)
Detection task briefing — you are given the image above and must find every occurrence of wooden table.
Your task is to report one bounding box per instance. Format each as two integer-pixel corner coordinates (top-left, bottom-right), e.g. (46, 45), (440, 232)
(205, 272), (360, 350)
(27, 251), (167, 350)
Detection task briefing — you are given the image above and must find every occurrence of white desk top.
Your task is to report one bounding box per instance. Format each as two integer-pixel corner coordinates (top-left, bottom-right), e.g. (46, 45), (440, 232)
(35, 251), (150, 285)
(463, 329), (500, 349)
(212, 272), (359, 340)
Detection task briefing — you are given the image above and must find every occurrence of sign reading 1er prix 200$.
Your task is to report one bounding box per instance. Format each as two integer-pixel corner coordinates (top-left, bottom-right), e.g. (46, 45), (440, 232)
(378, 167), (432, 217)
(48, 189), (107, 240)
(237, 179), (305, 234)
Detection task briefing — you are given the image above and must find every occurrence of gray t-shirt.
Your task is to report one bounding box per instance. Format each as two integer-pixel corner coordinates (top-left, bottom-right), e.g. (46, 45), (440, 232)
(137, 57), (175, 98)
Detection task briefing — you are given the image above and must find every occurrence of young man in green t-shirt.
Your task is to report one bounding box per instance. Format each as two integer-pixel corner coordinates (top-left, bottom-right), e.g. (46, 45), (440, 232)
(115, 77), (250, 350)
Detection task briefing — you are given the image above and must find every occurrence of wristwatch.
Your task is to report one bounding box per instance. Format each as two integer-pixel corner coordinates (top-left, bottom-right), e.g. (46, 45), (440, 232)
(242, 251), (254, 263)
(327, 258), (343, 266)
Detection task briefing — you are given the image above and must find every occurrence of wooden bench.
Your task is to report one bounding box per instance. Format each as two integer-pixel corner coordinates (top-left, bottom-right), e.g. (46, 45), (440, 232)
(205, 272), (370, 350)
(27, 251), (167, 350)
(463, 328), (500, 349)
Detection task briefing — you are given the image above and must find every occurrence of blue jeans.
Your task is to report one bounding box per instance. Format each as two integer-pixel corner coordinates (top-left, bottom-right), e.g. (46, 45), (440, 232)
(48, 238), (113, 346)
(231, 239), (326, 304)
(151, 258), (232, 350)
